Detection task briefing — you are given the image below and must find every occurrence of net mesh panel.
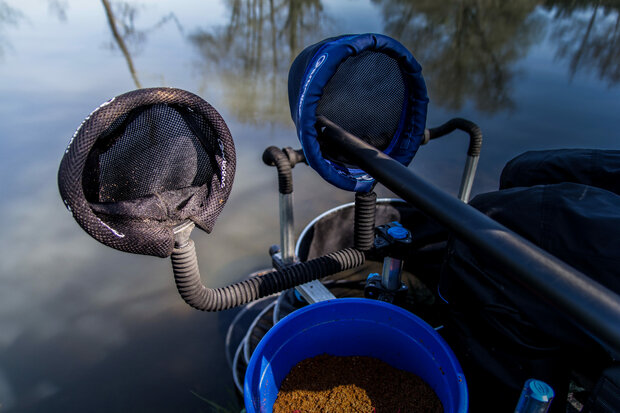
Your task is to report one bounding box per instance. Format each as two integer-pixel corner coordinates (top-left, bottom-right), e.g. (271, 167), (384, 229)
(317, 51), (406, 153)
(84, 104), (217, 203)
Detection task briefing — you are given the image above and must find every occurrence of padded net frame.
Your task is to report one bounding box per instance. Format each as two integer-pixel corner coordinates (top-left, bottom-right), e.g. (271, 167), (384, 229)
(288, 34), (428, 192)
(58, 88), (236, 258)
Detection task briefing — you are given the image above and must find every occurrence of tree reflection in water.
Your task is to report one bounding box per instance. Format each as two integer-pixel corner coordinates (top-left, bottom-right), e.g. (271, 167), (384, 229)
(47, 0), (69, 21)
(189, 0), (326, 125)
(99, 0), (183, 89)
(372, 0), (619, 113)
(101, 0), (143, 88)
(373, 0), (543, 113)
(546, 0), (620, 86)
(3, 1), (618, 116)
(86, 0), (617, 120)
(0, 1), (23, 60)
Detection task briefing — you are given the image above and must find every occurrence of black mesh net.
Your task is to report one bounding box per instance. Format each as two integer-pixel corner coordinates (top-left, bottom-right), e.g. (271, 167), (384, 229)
(84, 104), (218, 203)
(58, 88), (236, 258)
(316, 51), (406, 163)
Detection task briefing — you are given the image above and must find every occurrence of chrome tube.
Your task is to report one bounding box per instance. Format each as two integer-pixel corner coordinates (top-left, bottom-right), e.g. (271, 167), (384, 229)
(381, 257), (403, 291)
(279, 193), (295, 264)
(458, 155), (479, 203)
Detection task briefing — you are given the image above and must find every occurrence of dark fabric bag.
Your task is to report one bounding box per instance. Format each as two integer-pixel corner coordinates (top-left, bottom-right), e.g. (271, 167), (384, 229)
(500, 149), (620, 195)
(438, 149), (620, 412)
(585, 364), (620, 413)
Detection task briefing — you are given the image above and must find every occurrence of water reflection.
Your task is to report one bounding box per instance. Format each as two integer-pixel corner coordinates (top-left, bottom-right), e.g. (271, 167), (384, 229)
(89, 0), (620, 119)
(101, 0), (142, 88)
(99, 1), (185, 89)
(546, 0), (620, 86)
(46, 0), (68, 21)
(3, 0), (618, 115)
(189, 0), (326, 124)
(0, 1), (22, 60)
(373, 0), (543, 113)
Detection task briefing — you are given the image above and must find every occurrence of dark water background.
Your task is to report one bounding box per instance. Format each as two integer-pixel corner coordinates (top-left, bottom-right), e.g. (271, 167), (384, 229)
(0, 0), (618, 411)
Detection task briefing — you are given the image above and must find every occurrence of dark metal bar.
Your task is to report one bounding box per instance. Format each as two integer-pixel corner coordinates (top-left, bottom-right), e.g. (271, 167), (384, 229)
(317, 115), (620, 354)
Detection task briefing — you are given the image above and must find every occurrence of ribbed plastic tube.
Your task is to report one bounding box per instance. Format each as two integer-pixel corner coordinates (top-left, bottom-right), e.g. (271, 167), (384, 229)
(354, 191), (377, 251)
(172, 240), (365, 311)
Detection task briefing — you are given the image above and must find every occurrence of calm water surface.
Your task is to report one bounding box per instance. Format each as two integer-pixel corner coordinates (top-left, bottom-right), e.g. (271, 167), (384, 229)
(0, 0), (618, 411)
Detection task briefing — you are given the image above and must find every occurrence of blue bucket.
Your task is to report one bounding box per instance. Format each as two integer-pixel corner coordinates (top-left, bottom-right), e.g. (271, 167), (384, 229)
(244, 298), (468, 412)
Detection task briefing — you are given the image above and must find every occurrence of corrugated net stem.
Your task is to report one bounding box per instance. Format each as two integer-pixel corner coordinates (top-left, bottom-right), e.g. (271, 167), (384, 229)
(172, 240), (364, 311)
(354, 191), (377, 251)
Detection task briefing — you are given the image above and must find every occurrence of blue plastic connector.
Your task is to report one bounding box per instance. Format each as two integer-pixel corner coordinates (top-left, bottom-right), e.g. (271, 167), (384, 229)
(387, 226), (409, 240)
(367, 272), (380, 281)
(514, 379), (555, 413)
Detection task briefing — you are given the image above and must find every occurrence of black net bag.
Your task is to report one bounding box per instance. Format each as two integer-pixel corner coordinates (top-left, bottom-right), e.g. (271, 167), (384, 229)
(58, 88), (236, 258)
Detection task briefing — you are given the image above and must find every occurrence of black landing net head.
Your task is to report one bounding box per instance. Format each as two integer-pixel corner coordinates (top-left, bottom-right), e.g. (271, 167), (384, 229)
(58, 88), (236, 258)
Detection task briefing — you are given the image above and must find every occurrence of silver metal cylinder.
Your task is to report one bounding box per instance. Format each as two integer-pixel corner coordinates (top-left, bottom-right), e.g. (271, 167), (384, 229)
(279, 193), (295, 264)
(458, 155), (480, 203)
(173, 220), (195, 248)
(381, 256), (403, 291)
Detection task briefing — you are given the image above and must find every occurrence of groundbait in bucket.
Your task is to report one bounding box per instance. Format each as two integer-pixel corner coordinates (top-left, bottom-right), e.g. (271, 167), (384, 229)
(288, 33), (429, 192)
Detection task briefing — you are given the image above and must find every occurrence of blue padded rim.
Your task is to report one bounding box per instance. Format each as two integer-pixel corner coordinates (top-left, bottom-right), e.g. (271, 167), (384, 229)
(288, 33), (429, 192)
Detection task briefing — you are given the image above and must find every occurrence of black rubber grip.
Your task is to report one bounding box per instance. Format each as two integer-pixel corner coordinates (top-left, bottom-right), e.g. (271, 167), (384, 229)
(283, 147), (307, 167)
(262, 146), (293, 194)
(428, 118), (483, 157)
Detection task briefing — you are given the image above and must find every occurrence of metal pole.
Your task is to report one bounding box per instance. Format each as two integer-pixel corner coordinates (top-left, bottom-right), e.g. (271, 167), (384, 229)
(317, 115), (620, 354)
(381, 257), (403, 290)
(279, 192), (296, 264)
(457, 155), (479, 203)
